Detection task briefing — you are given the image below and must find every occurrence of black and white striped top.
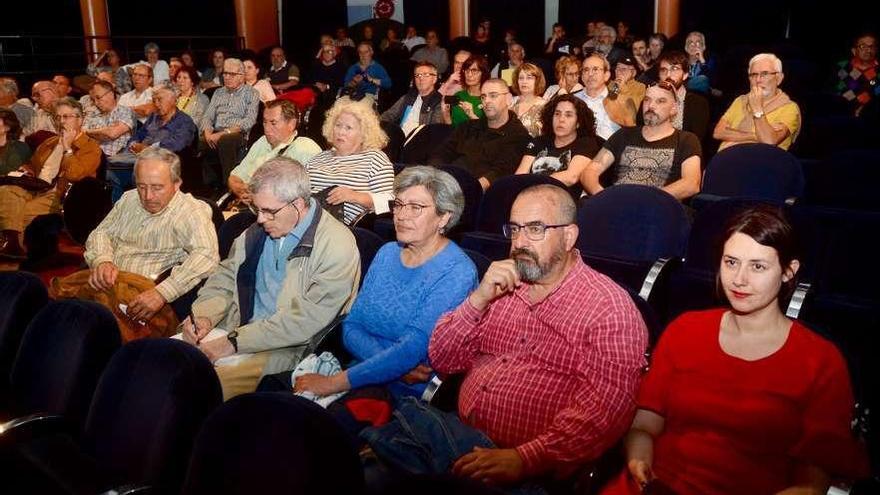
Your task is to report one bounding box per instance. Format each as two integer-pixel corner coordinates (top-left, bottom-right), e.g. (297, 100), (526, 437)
(305, 149), (395, 225)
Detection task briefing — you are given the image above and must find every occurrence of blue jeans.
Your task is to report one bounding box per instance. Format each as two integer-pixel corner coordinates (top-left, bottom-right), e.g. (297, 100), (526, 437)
(361, 397), (548, 495)
(107, 153), (137, 203)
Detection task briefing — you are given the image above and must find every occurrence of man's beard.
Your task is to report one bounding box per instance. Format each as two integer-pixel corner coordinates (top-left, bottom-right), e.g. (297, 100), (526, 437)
(644, 111), (661, 126)
(512, 247), (566, 283)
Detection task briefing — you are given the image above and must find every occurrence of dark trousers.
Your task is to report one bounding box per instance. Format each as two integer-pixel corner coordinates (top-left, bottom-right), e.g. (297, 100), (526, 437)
(199, 131), (245, 194)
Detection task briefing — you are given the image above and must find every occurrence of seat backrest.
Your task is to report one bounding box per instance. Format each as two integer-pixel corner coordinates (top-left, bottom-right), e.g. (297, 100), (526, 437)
(701, 143), (804, 202)
(0, 271), (49, 397)
(83, 339), (222, 493)
(683, 198), (776, 273)
(803, 149), (880, 211)
(181, 393), (364, 495)
(576, 185), (690, 262)
(476, 174), (568, 234)
(217, 210), (256, 259)
(462, 248), (491, 280)
(438, 164), (483, 235)
(10, 300), (120, 427)
(63, 176), (114, 245)
(399, 123), (453, 164)
(380, 115), (406, 164)
(352, 226), (386, 284)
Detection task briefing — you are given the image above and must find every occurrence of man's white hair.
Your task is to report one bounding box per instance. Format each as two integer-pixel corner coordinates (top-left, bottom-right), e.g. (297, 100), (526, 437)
(748, 53), (783, 74)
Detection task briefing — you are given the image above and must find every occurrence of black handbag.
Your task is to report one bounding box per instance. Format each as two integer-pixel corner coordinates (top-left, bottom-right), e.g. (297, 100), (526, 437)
(0, 175), (53, 192)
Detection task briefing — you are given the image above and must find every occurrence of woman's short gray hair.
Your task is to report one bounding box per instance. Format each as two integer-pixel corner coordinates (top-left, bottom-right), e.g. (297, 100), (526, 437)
(394, 166), (464, 232)
(134, 147), (182, 182)
(249, 157), (310, 203)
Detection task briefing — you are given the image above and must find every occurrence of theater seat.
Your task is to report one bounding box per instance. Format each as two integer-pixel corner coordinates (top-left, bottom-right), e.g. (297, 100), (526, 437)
(181, 393), (364, 495)
(9, 339), (222, 495)
(802, 149), (880, 211)
(576, 185), (689, 299)
(352, 226), (385, 286)
(0, 271), (49, 407)
(3, 300), (120, 429)
(693, 143), (804, 208)
(399, 123), (453, 165)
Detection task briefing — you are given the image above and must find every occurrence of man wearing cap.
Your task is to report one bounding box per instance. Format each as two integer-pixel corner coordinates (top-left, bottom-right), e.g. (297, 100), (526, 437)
(608, 56), (646, 121)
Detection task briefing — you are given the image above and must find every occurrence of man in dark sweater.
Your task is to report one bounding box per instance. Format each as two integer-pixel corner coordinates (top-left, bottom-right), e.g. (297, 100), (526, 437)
(429, 79), (529, 190)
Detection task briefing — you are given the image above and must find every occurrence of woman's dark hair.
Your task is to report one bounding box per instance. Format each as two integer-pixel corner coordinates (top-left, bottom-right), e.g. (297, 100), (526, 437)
(540, 94), (596, 139)
(716, 205), (800, 307)
(459, 55), (490, 90)
(176, 65), (201, 86)
(0, 108), (23, 140)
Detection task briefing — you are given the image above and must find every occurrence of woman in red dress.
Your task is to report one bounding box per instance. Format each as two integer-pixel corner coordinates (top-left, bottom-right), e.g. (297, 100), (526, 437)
(603, 205), (868, 495)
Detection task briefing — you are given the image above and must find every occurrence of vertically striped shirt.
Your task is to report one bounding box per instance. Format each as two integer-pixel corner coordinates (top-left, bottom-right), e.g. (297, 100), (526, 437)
(200, 84), (260, 135)
(305, 149), (394, 225)
(84, 190), (220, 302)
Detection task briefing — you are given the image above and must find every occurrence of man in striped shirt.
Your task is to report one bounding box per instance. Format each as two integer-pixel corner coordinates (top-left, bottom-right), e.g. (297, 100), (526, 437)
(366, 184), (647, 490)
(85, 148), (219, 322)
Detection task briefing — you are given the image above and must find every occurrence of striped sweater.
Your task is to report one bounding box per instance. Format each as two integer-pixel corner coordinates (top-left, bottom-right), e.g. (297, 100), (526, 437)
(305, 149), (394, 225)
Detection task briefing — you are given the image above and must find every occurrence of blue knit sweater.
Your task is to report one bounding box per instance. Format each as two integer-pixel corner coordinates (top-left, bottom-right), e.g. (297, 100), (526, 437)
(343, 241), (477, 397)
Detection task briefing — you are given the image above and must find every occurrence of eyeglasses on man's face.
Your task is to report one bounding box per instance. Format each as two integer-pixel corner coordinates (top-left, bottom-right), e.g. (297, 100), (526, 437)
(414, 73), (437, 79)
(222, 71), (244, 77)
(502, 221), (569, 241)
(582, 66), (606, 75)
(480, 91), (509, 101)
(748, 71), (779, 80)
(464, 67), (483, 75)
(248, 199), (297, 221)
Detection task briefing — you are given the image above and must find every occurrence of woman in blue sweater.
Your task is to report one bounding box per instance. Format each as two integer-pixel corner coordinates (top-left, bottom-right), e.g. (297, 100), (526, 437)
(294, 166), (477, 400)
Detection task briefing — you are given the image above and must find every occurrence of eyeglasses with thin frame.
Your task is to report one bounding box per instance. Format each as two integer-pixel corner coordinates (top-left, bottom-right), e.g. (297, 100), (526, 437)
(464, 67), (483, 74)
(222, 71), (244, 77)
(748, 71), (779, 80)
(248, 199), (298, 221)
(414, 73), (438, 79)
(480, 91), (509, 101)
(582, 66), (606, 74)
(389, 199), (433, 217)
(502, 221), (569, 241)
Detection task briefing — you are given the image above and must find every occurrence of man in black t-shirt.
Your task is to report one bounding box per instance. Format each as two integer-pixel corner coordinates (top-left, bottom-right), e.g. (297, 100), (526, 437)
(582, 82), (702, 201)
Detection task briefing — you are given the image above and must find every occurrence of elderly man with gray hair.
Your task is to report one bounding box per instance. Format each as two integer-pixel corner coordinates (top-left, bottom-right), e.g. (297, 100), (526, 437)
(199, 57), (260, 194)
(107, 84), (198, 201)
(181, 156), (360, 399)
(83, 147), (219, 322)
(0, 78), (35, 132)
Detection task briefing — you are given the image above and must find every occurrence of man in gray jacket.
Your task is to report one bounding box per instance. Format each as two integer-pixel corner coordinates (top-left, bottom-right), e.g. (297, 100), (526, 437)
(181, 156), (360, 399)
(380, 61), (444, 138)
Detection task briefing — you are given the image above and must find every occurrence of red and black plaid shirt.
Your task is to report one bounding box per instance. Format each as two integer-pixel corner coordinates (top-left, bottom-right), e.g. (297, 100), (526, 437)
(429, 256), (648, 475)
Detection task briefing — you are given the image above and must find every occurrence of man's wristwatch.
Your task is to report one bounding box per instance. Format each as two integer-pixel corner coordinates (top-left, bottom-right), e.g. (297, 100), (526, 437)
(226, 330), (239, 353)
(752, 110), (765, 119)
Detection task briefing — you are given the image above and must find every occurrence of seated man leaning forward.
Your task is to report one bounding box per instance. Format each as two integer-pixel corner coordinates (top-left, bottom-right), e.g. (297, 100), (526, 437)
(180, 156), (360, 400)
(84, 147), (219, 322)
(362, 184), (648, 490)
(227, 99), (321, 203)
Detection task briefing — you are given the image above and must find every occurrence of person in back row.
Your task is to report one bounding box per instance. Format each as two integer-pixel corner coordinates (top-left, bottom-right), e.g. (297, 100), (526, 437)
(380, 62), (444, 138)
(714, 53), (801, 151)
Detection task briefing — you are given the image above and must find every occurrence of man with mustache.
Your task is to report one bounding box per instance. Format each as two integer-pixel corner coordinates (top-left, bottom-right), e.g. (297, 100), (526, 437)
(713, 53), (801, 151)
(582, 81), (702, 201)
(365, 184), (647, 490)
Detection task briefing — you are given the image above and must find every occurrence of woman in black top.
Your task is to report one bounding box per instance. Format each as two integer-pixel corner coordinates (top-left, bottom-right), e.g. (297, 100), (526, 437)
(515, 94), (601, 196)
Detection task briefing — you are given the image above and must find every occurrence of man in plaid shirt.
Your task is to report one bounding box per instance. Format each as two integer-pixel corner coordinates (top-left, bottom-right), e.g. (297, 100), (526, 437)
(363, 184), (647, 492)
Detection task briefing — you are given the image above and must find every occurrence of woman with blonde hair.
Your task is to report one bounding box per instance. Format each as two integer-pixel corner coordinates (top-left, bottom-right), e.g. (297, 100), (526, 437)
(543, 56), (583, 100)
(511, 62), (547, 137)
(305, 97), (394, 225)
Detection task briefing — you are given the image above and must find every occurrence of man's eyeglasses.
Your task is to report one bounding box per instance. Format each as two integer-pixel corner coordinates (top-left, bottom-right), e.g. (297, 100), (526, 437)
(857, 43), (877, 50)
(480, 91), (509, 101)
(222, 71), (244, 77)
(414, 73), (437, 79)
(582, 66), (606, 74)
(56, 113), (82, 120)
(389, 200), (432, 217)
(658, 65), (683, 74)
(748, 71), (779, 80)
(248, 199), (297, 220)
(131, 73), (150, 79)
(92, 91), (113, 100)
(502, 222), (569, 241)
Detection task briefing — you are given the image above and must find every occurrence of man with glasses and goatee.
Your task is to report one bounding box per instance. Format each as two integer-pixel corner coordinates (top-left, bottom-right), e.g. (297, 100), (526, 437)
(180, 157), (359, 400)
(362, 184), (647, 491)
(583, 80), (702, 201)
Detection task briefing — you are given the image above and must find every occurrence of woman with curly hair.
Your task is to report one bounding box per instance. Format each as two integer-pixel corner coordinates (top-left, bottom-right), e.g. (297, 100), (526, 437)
(543, 56), (583, 100)
(515, 94), (600, 196)
(305, 97), (394, 225)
